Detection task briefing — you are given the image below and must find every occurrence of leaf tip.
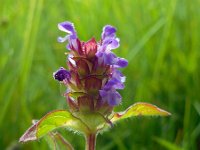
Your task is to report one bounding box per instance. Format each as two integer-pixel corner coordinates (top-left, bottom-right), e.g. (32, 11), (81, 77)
(136, 102), (171, 117)
(162, 110), (171, 116)
(19, 124), (37, 143)
(19, 135), (37, 143)
(153, 104), (171, 116)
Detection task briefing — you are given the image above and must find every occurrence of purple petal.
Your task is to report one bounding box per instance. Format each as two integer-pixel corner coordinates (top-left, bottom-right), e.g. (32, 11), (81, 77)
(103, 38), (120, 50)
(103, 69), (126, 90)
(67, 39), (79, 51)
(96, 51), (116, 66)
(107, 90), (121, 106)
(99, 89), (122, 106)
(114, 58), (128, 68)
(102, 25), (117, 40)
(57, 21), (77, 43)
(96, 50), (128, 68)
(99, 25), (120, 52)
(112, 69), (126, 83)
(104, 78), (124, 90)
(104, 52), (117, 65)
(108, 38), (120, 49)
(57, 35), (69, 43)
(58, 21), (76, 34)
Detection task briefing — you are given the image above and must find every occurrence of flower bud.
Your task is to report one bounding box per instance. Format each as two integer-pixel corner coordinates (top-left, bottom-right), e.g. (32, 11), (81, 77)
(83, 38), (97, 59)
(53, 67), (71, 82)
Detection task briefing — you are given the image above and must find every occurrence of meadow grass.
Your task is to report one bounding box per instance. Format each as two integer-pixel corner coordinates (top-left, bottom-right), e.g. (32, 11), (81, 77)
(0, 0), (200, 149)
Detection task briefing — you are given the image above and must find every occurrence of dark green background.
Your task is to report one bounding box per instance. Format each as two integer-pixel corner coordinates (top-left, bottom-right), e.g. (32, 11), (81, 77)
(1, 0), (200, 149)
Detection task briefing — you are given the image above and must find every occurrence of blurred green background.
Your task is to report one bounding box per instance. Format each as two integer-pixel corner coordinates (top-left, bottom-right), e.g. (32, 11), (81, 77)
(1, 0), (200, 149)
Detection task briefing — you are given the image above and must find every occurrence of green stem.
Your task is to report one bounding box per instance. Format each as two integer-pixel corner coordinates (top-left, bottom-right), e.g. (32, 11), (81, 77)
(85, 133), (96, 150)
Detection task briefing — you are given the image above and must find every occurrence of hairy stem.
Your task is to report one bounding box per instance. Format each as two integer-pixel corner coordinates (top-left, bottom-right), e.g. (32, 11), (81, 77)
(85, 133), (96, 150)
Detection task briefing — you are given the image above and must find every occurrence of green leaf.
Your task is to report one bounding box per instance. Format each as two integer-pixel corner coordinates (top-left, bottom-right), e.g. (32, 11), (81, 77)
(19, 110), (88, 143)
(111, 102), (171, 123)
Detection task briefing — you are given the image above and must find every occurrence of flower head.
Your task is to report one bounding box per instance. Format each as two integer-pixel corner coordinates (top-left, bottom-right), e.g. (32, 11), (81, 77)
(54, 21), (128, 114)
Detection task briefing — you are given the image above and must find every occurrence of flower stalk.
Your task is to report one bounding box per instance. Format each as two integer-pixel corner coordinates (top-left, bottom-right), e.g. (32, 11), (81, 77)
(85, 133), (96, 150)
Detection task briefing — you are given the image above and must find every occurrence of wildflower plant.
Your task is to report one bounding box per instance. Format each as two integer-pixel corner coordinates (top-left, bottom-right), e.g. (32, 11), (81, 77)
(19, 21), (170, 150)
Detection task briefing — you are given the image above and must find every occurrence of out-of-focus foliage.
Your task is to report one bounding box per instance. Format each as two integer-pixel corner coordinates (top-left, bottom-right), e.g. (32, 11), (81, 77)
(0, 0), (199, 149)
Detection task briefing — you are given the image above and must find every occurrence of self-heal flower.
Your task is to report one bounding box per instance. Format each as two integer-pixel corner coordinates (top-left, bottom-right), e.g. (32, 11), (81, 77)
(20, 21), (170, 150)
(54, 21), (128, 107)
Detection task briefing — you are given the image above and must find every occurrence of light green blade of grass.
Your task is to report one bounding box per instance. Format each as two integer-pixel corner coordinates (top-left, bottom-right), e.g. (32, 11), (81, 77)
(19, 0), (44, 122)
(193, 101), (200, 116)
(154, 0), (177, 77)
(154, 137), (182, 150)
(127, 18), (166, 62)
(191, 123), (200, 143)
(0, 0), (44, 125)
(183, 98), (191, 150)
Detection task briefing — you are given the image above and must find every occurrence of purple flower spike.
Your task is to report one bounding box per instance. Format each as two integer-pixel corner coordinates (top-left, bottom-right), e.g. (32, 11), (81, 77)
(53, 67), (71, 81)
(100, 89), (122, 106)
(57, 21), (77, 43)
(55, 21), (128, 107)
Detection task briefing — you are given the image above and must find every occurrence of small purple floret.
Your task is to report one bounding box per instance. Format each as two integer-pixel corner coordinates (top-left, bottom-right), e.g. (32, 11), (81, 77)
(102, 52), (117, 65)
(58, 21), (76, 35)
(95, 24), (128, 106)
(57, 21), (77, 43)
(57, 21), (82, 52)
(53, 67), (71, 81)
(104, 69), (125, 90)
(102, 25), (117, 40)
(104, 78), (124, 90)
(96, 24), (127, 69)
(100, 89), (121, 106)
